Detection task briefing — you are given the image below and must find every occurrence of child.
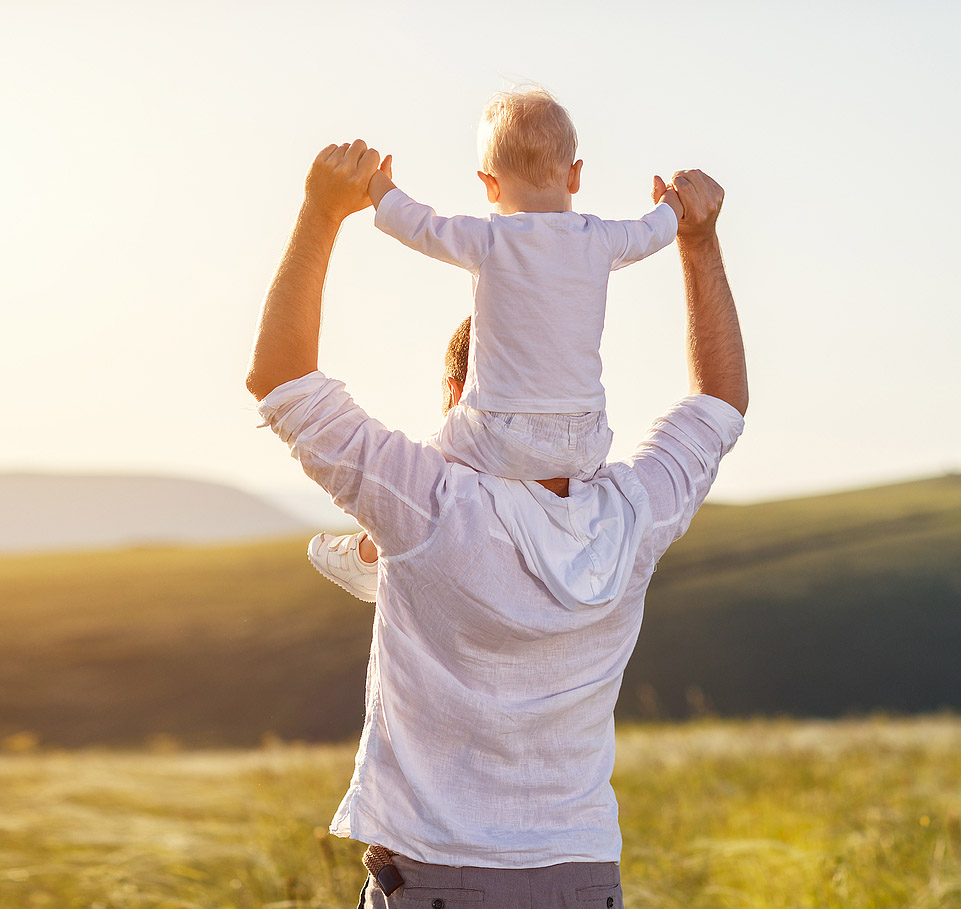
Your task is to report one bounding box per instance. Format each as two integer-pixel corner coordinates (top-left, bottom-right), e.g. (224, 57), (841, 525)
(309, 88), (683, 599)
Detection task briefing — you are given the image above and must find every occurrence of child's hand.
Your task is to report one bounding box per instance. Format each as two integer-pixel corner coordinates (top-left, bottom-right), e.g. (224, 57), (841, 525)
(652, 174), (684, 227)
(368, 155), (396, 209)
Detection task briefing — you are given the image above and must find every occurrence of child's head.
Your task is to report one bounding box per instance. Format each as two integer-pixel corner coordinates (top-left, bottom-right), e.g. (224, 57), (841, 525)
(478, 88), (577, 190)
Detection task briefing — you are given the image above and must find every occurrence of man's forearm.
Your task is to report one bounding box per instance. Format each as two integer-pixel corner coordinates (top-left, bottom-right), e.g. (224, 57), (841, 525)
(246, 141), (384, 402)
(246, 203), (340, 401)
(679, 233), (748, 416)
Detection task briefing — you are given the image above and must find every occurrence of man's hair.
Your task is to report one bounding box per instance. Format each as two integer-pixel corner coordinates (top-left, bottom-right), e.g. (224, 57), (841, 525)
(443, 316), (471, 414)
(477, 88), (577, 189)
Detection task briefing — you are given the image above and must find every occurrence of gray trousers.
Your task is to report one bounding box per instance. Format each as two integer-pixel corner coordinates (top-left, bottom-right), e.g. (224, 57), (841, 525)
(359, 853), (623, 908)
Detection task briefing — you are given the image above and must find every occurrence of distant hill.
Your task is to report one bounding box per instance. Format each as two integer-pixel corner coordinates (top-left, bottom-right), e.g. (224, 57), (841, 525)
(0, 475), (958, 747)
(624, 473), (961, 720)
(0, 473), (318, 552)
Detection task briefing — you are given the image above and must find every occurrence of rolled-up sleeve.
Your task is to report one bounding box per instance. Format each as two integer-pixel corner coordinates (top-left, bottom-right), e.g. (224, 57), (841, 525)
(628, 394), (744, 560)
(257, 372), (446, 557)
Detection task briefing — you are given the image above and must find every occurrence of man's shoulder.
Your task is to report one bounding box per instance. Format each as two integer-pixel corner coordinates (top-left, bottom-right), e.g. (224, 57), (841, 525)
(256, 370), (341, 414)
(258, 370), (451, 472)
(650, 394), (746, 439)
(617, 394), (745, 483)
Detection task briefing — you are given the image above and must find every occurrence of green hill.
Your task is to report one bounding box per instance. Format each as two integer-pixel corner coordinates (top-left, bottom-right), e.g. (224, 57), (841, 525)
(1, 475), (959, 747)
(627, 473), (961, 719)
(0, 540), (373, 747)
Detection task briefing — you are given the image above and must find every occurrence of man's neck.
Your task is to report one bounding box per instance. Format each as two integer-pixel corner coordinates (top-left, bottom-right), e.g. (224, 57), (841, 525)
(536, 477), (570, 497)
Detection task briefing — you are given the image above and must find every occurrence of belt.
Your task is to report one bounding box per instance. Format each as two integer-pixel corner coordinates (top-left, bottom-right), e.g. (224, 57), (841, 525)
(363, 844), (404, 896)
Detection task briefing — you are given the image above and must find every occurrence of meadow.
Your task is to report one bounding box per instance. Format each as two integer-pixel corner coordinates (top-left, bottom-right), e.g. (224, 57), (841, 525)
(2, 716), (960, 909)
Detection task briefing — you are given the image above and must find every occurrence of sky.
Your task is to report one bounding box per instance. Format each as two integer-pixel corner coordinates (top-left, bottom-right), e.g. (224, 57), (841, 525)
(2, 0), (959, 517)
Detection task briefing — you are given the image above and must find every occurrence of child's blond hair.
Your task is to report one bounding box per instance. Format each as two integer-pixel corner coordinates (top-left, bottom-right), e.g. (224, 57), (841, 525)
(478, 88), (577, 189)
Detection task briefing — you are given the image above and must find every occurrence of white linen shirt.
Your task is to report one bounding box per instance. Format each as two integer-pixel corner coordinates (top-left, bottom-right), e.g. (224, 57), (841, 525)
(257, 372), (743, 868)
(375, 189), (678, 413)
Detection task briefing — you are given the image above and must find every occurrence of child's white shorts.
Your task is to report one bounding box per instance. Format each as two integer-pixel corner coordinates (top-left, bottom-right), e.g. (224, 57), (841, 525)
(429, 405), (612, 481)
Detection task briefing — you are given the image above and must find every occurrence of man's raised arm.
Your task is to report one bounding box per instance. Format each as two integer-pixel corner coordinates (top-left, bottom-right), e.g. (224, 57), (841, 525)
(660, 170), (748, 416)
(246, 141), (385, 402)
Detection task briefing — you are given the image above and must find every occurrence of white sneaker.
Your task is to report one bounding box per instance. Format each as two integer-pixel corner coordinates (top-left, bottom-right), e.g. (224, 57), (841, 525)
(307, 531), (378, 602)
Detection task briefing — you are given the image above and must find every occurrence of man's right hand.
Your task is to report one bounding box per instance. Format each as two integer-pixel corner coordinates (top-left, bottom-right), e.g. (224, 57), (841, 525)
(668, 170), (724, 243)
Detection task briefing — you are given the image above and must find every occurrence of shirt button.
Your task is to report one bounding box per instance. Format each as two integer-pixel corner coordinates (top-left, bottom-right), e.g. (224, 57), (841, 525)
(607, 899), (615, 908)
(432, 901), (445, 909)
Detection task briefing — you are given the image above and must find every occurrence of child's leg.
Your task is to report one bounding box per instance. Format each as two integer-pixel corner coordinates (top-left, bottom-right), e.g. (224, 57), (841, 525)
(307, 530), (378, 602)
(358, 533), (378, 564)
(431, 406), (612, 481)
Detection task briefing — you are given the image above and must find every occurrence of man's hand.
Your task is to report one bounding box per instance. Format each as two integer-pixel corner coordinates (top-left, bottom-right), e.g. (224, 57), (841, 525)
(668, 170), (724, 243)
(304, 140), (384, 223)
(651, 174), (684, 226)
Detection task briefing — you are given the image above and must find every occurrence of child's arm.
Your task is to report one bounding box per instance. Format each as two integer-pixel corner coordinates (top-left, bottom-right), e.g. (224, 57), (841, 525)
(370, 157), (493, 272)
(606, 174), (684, 271)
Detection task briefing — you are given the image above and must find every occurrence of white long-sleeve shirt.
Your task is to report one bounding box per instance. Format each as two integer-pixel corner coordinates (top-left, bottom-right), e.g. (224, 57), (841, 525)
(375, 189), (678, 413)
(258, 372), (743, 868)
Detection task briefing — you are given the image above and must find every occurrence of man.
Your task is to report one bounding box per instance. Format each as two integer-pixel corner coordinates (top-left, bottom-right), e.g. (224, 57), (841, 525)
(247, 141), (747, 908)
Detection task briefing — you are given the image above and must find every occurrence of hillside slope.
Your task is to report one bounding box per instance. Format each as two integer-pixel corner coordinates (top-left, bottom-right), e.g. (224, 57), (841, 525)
(0, 473), (314, 552)
(0, 539), (371, 747)
(627, 474), (961, 718)
(1, 475), (958, 747)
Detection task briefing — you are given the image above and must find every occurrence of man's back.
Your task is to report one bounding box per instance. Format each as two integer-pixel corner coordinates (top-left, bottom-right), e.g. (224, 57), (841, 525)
(258, 374), (743, 867)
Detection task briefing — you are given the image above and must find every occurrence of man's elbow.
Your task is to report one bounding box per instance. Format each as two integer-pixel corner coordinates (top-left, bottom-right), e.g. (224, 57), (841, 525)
(245, 367), (273, 403)
(728, 380), (749, 417)
(733, 388), (748, 418)
(247, 362), (314, 402)
(694, 379), (748, 417)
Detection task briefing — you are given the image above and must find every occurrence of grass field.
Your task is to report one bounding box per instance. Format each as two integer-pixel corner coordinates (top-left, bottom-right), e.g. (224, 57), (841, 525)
(2, 716), (960, 908)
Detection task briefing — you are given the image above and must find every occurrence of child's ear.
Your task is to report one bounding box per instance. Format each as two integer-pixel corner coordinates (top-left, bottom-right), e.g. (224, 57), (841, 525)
(477, 171), (500, 203)
(568, 159), (584, 195)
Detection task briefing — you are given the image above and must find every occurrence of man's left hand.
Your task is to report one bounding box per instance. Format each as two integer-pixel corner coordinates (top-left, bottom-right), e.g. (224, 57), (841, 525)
(304, 140), (384, 222)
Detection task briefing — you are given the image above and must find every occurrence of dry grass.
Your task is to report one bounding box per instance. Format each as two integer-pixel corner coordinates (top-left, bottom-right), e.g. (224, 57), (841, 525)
(614, 716), (961, 908)
(2, 716), (960, 907)
(0, 741), (365, 908)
